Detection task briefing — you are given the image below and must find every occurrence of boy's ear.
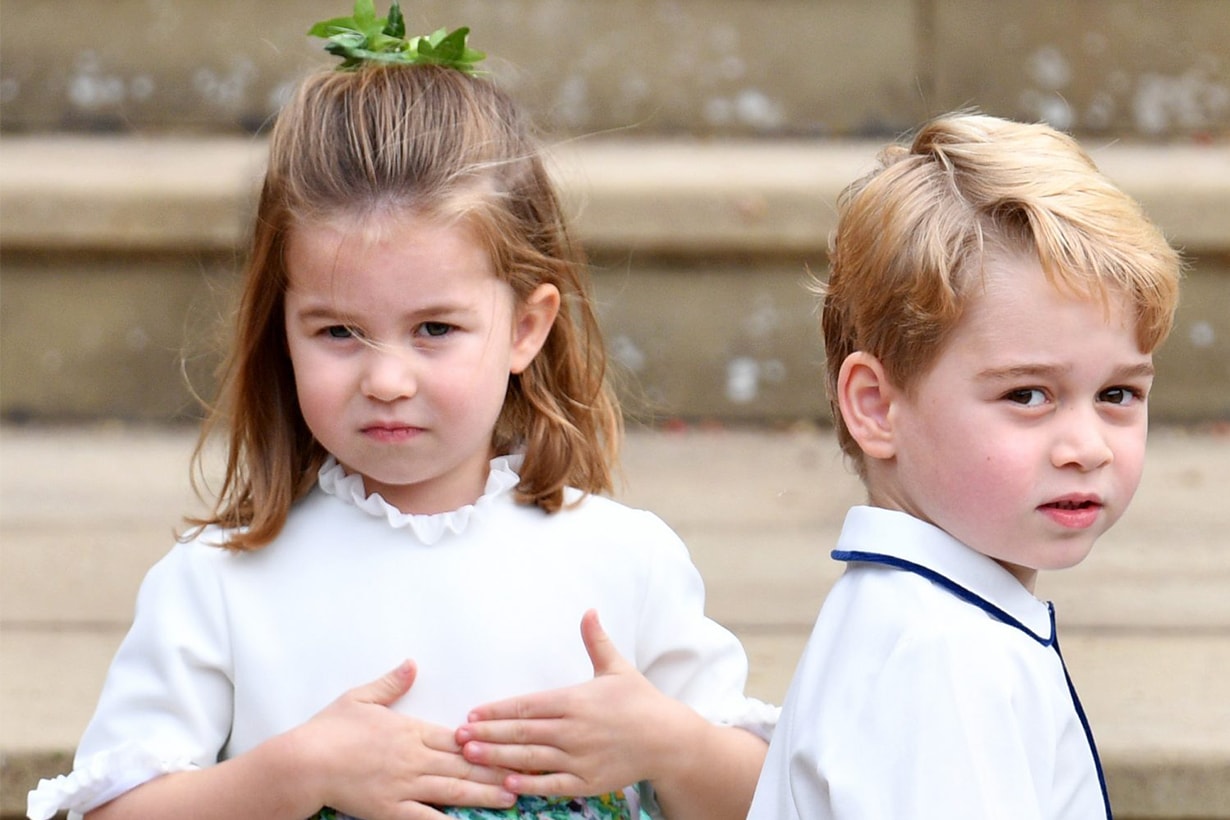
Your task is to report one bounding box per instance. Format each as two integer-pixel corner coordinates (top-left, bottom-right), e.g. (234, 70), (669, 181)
(837, 351), (898, 461)
(509, 283), (561, 374)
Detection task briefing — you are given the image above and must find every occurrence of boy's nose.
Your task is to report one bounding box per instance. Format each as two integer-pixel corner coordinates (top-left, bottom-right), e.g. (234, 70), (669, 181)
(361, 346), (417, 402)
(1051, 405), (1114, 471)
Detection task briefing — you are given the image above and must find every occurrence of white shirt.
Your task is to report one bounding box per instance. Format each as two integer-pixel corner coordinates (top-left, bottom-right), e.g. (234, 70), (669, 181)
(30, 456), (775, 820)
(748, 505), (1111, 820)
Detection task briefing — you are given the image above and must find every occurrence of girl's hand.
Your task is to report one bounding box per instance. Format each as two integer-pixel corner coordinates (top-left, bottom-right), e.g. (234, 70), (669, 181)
(455, 610), (706, 798)
(297, 661), (518, 819)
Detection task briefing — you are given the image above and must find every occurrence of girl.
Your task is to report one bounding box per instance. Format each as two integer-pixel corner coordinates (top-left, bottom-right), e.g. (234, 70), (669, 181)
(27, 13), (773, 820)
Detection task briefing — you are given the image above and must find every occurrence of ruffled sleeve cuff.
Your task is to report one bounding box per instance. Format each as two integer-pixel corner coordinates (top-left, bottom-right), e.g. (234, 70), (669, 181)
(714, 696), (781, 742)
(27, 742), (196, 820)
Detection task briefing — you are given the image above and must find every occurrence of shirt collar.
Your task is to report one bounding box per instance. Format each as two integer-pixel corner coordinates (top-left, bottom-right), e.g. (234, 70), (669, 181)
(833, 505), (1055, 641)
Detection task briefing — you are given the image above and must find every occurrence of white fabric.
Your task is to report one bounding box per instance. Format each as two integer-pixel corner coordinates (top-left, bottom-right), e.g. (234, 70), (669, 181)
(30, 455), (776, 819)
(748, 505), (1110, 820)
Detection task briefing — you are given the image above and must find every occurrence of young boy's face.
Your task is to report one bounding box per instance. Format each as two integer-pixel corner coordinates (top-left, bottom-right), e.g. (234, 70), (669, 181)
(876, 252), (1154, 590)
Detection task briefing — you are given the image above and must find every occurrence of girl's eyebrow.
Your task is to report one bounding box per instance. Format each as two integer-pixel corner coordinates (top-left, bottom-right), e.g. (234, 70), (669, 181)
(292, 305), (344, 321)
(290, 301), (475, 322)
(289, 304), (360, 327)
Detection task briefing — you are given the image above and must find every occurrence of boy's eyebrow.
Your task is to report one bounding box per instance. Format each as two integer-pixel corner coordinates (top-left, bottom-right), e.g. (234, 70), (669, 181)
(976, 361), (1156, 381)
(1111, 361), (1156, 380)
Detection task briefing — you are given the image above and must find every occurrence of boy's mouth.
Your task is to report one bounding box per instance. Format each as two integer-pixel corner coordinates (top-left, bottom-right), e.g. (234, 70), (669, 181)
(1044, 498), (1100, 511)
(1038, 495), (1103, 528)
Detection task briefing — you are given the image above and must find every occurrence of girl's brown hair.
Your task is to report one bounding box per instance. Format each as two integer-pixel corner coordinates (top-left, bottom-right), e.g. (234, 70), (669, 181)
(188, 65), (621, 550)
(822, 112), (1181, 475)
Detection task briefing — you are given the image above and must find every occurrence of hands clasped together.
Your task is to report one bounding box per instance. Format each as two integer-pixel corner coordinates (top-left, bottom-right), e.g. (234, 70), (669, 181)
(302, 610), (696, 820)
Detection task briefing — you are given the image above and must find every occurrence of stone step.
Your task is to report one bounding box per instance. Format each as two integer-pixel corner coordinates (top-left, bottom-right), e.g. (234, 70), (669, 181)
(2, 136), (1228, 424)
(4, 426), (1230, 631)
(2, 423), (1229, 818)
(3, 137), (1228, 255)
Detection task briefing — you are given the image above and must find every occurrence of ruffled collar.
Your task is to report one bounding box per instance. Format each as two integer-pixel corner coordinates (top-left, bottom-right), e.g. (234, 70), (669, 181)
(317, 454), (522, 545)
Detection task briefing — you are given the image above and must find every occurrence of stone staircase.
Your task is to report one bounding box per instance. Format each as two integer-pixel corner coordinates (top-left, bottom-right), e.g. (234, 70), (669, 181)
(3, 0), (1229, 423)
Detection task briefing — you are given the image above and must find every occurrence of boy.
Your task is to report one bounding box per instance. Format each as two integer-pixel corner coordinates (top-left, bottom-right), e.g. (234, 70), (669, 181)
(748, 113), (1181, 819)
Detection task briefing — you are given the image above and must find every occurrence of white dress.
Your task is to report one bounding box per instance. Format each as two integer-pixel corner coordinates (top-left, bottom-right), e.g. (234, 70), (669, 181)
(29, 455), (776, 820)
(747, 505), (1111, 820)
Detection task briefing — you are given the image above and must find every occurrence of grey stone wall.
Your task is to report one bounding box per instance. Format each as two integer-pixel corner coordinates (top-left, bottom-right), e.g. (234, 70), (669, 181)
(2, 0), (1228, 139)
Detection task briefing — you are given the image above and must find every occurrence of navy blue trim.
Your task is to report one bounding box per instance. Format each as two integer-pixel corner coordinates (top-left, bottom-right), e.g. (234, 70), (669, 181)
(1052, 619), (1114, 818)
(832, 549), (1053, 644)
(833, 549), (1114, 818)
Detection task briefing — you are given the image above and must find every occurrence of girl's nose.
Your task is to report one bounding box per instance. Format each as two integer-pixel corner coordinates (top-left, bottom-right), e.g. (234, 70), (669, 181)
(1051, 405), (1114, 471)
(361, 345), (417, 402)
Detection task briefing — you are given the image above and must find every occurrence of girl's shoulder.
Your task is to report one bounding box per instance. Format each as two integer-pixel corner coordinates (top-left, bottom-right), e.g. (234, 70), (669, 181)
(151, 516), (298, 592)
(139, 507), (333, 618)
(552, 490), (678, 537)
(525, 491), (697, 572)
(145, 522), (250, 579)
(123, 526), (248, 628)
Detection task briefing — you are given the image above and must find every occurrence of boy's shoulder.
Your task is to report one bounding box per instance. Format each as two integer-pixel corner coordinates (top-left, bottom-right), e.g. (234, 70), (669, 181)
(805, 554), (1069, 728)
(814, 566), (1061, 715)
(833, 559), (1035, 642)
(831, 507), (1055, 638)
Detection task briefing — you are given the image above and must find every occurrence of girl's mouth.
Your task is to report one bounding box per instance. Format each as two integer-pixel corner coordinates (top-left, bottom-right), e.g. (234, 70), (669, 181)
(363, 424), (421, 442)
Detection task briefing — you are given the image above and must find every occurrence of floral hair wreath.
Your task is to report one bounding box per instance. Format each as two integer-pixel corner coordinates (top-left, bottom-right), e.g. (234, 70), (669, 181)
(308, 0), (486, 74)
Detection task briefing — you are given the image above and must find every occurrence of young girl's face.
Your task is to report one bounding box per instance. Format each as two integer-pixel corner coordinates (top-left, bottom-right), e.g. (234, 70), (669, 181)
(874, 251), (1153, 591)
(283, 210), (556, 514)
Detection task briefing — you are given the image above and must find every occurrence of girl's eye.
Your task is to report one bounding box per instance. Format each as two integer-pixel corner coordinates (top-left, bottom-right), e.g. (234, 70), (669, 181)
(1100, 386), (1143, 406)
(325, 325), (355, 339)
(420, 322), (452, 338)
(1005, 388), (1046, 407)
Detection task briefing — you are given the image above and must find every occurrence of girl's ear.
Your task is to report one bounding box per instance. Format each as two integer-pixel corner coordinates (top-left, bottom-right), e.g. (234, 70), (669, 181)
(509, 283), (561, 374)
(836, 351), (898, 461)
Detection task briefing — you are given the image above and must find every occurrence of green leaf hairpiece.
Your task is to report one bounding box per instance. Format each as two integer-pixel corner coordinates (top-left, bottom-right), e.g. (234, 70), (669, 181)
(308, 0), (486, 74)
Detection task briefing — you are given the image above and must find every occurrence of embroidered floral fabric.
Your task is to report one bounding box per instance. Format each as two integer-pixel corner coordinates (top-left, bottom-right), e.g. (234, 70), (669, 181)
(310, 790), (649, 819)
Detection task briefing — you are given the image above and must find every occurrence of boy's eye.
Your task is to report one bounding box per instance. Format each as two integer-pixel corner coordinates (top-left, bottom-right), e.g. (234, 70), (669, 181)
(1005, 388), (1046, 407)
(1100, 386), (1143, 406)
(420, 322), (452, 338)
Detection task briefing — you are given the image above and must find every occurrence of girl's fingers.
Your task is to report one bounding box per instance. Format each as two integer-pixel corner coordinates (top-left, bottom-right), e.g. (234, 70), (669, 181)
(451, 757), (516, 787)
(466, 690), (569, 723)
(412, 742), (514, 786)
(419, 722), (464, 754)
(460, 738), (569, 775)
(457, 717), (568, 747)
(409, 776), (518, 811)
(503, 770), (587, 798)
(398, 802), (454, 820)
(579, 610), (631, 677)
(350, 659), (417, 706)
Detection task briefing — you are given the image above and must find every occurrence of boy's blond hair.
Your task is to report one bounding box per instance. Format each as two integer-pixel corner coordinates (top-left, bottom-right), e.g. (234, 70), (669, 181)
(822, 112), (1182, 475)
